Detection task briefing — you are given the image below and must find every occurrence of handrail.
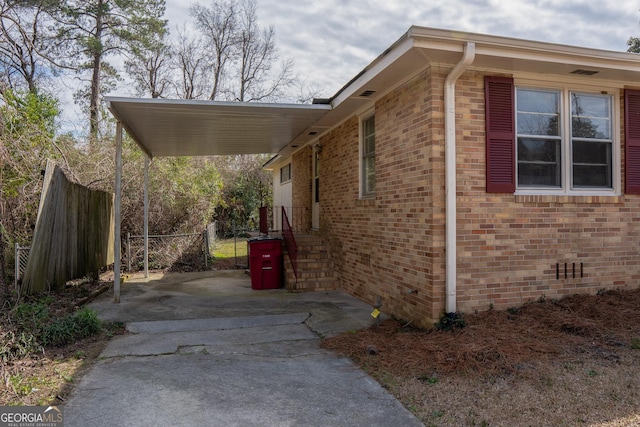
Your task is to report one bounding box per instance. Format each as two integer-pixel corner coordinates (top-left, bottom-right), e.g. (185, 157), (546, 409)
(281, 206), (298, 280)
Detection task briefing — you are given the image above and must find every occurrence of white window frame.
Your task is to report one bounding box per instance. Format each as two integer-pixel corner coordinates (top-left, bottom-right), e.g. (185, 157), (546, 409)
(514, 80), (620, 196)
(359, 110), (376, 198)
(280, 163), (291, 184)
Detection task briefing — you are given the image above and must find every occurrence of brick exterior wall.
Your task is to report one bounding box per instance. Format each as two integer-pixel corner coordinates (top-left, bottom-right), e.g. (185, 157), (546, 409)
(291, 146), (312, 232)
(290, 65), (640, 328)
(315, 68), (447, 326)
(455, 74), (640, 314)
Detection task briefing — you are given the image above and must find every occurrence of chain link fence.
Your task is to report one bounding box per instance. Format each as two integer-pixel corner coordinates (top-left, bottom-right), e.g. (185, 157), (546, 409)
(126, 232), (208, 272)
(14, 222), (262, 282)
(206, 221), (261, 269)
(125, 222), (258, 272)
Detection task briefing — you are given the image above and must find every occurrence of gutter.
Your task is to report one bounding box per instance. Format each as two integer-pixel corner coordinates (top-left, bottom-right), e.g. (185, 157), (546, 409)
(444, 42), (476, 314)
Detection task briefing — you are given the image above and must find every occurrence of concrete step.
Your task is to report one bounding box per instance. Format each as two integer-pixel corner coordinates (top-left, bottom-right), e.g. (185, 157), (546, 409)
(285, 276), (339, 292)
(282, 233), (339, 292)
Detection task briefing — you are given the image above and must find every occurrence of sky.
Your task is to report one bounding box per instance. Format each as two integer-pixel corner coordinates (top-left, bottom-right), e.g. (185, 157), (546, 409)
(56, 0), (640, 134)
(163, 0), (640, 98)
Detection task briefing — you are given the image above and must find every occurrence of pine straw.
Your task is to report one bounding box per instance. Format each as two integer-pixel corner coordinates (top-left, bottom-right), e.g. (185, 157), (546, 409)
(321, 288), (640, 381)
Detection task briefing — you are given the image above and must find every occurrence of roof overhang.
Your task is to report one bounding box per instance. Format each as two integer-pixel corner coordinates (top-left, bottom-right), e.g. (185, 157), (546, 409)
(106, 97), (331, 158)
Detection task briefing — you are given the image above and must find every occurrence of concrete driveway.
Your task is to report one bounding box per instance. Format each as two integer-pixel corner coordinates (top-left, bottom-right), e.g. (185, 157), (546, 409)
(63, 270), (423, 427)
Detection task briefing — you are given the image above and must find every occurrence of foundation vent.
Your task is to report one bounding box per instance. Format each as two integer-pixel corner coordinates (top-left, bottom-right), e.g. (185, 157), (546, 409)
(555, 262), (584, 280)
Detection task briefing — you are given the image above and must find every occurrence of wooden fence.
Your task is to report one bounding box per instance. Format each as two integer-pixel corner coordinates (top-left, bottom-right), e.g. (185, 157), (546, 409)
(21, 160), (114, 295)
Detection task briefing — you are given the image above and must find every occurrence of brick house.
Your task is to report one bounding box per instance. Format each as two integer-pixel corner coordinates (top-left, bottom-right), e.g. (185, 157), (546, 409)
(264, 26), (640, 328)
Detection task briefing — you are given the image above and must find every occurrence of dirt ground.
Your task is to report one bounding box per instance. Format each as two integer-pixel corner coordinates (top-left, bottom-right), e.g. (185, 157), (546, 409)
(322, 288), (640, 426)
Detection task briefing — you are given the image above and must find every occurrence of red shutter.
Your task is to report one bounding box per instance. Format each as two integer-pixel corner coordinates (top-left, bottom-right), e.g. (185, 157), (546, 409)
(625, 89), (640, 195)
(485, 76), (515, 193)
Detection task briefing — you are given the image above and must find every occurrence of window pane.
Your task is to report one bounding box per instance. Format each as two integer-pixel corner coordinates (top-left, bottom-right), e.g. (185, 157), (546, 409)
(571, 93), (611, 139)
(364, 155), (375, 193)
(517, 138), (561, 187)
(573, 165), (611, 187)
(363, 115), (375, 155)
(517, 89), (560, 136)
(517, 112), (559, 136)
(280, 164), (291, 182)
(572, 141), (612, 188)
(363, 116), (375, 138)
(572, 117), (610, 139)
(518, 138), (560, 163)
(364, 135), (375, 155)
(362, 114), (375, 195)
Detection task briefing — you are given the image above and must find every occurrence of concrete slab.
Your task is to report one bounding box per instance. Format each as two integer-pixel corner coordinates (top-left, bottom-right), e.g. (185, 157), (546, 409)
(63, 271), (421, 427)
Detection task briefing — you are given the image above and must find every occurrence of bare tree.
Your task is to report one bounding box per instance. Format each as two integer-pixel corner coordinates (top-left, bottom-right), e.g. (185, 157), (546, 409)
(190, 0), (236, 100)
(172, 25), (207, 100)
(234, 0), (293, 102)
(125, 32), (172, 98)
(0, 0), (56, 94)
(188, 0), (294, 102)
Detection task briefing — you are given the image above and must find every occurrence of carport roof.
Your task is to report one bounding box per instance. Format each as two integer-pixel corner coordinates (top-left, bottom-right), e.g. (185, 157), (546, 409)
(105, 97), (331, 158)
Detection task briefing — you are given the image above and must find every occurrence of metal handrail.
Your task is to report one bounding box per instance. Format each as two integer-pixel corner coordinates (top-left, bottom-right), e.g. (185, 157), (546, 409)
(281, 206), (298, 280)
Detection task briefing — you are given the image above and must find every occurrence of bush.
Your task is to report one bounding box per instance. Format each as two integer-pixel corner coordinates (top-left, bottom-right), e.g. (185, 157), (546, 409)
(435, 312), (466, 331)
(1, 298), (103, 360)
(41, 308), (102, 347)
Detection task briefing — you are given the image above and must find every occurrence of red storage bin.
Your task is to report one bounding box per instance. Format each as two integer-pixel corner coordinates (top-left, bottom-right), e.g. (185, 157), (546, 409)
(247, 237), (283, 290)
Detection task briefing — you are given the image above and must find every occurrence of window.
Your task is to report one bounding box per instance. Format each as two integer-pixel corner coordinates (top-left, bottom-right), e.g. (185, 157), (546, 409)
(485, 76), (621, 195)
(361, 114), (376, 196)
(516, 88), (613, 191)
(280, 163), (291, 183)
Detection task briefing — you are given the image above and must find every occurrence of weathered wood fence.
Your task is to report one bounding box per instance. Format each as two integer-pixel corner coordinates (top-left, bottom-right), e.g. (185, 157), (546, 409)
(21, 160), (115, 295)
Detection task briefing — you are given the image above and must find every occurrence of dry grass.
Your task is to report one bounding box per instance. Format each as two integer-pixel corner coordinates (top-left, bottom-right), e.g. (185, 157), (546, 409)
(1, 332), (115, 406)
(0, 279), (122, 406)
(322, 288), (640, 426)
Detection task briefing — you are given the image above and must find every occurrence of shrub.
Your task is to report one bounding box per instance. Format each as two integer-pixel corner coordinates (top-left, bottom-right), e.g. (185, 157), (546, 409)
(41, 308), (102, 347)
(1, 297), (103, 359)
(435, 312), (466, 331)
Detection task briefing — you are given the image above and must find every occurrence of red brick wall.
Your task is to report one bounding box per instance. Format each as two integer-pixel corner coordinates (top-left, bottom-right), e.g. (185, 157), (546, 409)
(315, 68), (447, 326)
(291, 146), (312, 232)
(291, 65), (640, 327)
(455, 74), (640, 314)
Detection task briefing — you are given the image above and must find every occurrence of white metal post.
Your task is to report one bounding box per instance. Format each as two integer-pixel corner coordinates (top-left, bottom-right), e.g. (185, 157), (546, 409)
(114, 121), (123, 303)
(144, 155), (149, 278)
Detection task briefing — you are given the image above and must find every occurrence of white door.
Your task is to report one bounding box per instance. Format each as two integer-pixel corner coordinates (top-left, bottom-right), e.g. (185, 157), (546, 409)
(312, 146), (320, 230)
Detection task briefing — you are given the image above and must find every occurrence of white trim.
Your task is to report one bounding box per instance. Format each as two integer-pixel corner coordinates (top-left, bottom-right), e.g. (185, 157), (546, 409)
(332, 38), (415, 107)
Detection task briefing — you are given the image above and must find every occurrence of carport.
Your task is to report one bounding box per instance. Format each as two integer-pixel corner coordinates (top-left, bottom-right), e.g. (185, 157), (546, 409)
(106, 97), (331, 302)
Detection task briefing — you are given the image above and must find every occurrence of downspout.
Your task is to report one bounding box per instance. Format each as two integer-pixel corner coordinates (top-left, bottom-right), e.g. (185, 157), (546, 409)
(444, 42), (475, 314)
